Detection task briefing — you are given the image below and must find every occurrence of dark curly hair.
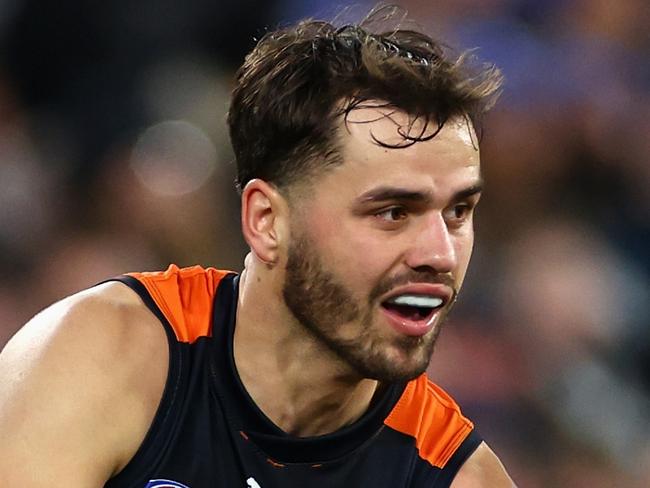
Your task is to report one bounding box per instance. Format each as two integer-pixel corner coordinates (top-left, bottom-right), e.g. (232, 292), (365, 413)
(228, 5), (503, 192)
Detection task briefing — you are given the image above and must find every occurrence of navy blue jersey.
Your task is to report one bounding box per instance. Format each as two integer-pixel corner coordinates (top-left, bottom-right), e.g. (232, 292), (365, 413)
(104, 265), (481, 488)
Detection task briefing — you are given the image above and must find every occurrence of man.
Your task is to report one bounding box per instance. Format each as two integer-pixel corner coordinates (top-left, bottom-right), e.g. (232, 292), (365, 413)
(0, 6), (514, 487)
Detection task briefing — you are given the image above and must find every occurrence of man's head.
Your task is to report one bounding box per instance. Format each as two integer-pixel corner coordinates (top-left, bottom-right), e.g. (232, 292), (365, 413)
(230, 6), (502, 382)
(228, 5), (501, 192)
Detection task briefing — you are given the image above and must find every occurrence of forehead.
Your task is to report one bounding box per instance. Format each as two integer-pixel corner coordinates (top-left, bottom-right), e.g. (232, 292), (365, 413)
(318, 105), (480, 196)
(343, 105), (477, 149)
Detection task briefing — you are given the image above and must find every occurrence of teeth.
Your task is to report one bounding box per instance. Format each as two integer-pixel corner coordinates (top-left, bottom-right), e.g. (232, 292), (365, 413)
(388, 295), (443, 308)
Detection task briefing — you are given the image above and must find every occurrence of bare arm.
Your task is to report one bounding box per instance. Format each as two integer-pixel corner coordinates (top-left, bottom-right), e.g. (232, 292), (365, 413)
(451, 441), (516, 488)
(0, 282), (167, 486)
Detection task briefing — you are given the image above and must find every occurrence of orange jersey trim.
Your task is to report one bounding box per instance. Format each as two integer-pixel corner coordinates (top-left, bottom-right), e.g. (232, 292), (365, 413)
(384, 374), (474, 469)
(127, 264), (232, 343)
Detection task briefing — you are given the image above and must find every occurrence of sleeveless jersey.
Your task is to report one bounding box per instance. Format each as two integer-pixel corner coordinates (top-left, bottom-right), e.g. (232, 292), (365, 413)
(104, 264), (481, 488)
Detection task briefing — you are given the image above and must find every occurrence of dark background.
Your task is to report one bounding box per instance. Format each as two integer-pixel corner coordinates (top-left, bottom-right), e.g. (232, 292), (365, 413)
(1, 1), (648, 485)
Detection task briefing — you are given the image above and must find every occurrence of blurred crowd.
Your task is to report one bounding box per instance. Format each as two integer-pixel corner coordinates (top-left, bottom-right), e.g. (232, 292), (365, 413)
(0, 1), (648, 486)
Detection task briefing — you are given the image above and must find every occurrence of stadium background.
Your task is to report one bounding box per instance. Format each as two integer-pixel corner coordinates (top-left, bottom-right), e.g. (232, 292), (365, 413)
(0, 0), (648, 485)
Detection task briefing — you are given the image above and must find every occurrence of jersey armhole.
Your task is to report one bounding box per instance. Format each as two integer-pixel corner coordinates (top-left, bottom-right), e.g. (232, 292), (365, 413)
(102, 275), (185, 488)
(435, 429), (483, 486)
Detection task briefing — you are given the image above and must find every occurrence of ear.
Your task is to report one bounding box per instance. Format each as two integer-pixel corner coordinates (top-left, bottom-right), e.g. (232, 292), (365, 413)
(240, 179), (288, 266)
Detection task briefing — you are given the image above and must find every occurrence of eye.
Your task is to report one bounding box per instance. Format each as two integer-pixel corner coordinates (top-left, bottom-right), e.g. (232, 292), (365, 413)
(376, 206), (408, 222)
(445, 203), (473, 224)
(454, 204), (470, 219)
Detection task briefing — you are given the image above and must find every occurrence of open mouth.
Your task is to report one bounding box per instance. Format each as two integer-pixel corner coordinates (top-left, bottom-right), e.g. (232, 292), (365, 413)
(381, 294), (444, 321)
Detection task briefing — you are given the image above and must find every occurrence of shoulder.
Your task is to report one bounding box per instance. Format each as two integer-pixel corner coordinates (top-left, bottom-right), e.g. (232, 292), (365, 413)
(451, 442), (516, 488)
(127, 264), (233, 342)
(399, 378), (515, 486)
(385, 375), (475, 469)
(0, 280), (168, 483)
(1, 280), (167, 384)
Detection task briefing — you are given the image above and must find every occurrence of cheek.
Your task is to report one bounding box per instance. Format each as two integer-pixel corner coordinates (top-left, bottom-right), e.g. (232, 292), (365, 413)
(454, 229), (475, 284)
(306, 212), (392, 285)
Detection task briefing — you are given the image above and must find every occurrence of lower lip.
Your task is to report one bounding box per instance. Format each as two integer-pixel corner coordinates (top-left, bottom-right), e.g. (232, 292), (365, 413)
(380, 306), (438, 337)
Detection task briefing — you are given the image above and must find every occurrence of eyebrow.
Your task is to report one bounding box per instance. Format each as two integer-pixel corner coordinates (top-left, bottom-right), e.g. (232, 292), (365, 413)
(452, 181), (484, 202)
(356, 180), (483, 205)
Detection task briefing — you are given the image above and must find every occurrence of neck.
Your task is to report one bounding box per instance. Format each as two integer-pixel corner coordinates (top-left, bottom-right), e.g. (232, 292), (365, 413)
(234, 262), (379, 437)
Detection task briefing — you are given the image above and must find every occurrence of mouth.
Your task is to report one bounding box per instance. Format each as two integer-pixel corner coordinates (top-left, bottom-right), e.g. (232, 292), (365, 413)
(379, 287), (450, 337)
(381, 294), (444, 322)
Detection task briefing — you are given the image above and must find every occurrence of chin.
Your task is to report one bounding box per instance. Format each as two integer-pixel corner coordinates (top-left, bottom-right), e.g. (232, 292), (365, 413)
(349, 339), (436, 383)
(362, 362), (429, 383)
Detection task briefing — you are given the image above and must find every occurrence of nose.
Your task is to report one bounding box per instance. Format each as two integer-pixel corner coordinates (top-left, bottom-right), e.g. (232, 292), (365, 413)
(405, 213), (457, 274)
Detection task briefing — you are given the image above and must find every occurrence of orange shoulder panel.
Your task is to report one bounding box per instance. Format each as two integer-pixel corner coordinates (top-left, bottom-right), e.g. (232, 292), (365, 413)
(127, 264), (232, 343)
(384, 374), (474, 469)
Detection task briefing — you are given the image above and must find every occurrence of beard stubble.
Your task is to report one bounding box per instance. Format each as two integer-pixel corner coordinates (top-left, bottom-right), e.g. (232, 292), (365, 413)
(282, 232), (455, 383)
